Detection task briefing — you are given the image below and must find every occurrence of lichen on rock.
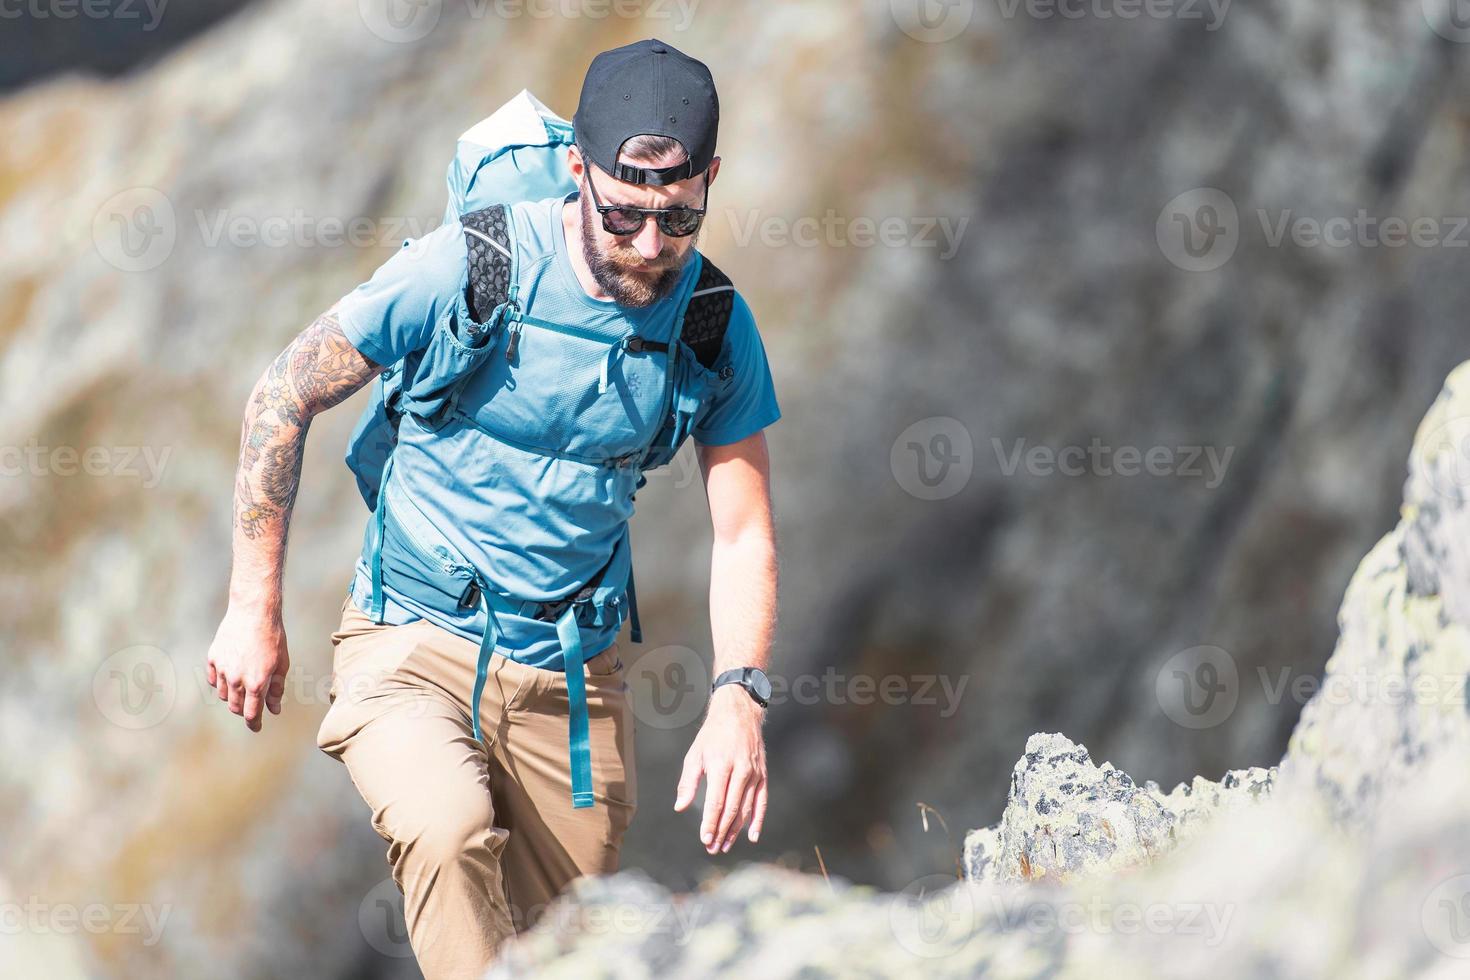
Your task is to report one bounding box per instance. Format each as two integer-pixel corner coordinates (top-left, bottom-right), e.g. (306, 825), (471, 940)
(962, 732), (1274, 885)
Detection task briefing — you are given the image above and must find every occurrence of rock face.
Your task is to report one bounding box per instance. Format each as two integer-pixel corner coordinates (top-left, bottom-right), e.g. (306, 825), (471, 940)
(1282, 360), (1470, 822)
(963, 733), (1274, 885)
(488, 362), (1470, 977)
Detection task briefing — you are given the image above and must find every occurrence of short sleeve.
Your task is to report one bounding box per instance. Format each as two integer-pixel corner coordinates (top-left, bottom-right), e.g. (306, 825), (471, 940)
(335, 221), (469, 366)
(692, 292), (781, 446)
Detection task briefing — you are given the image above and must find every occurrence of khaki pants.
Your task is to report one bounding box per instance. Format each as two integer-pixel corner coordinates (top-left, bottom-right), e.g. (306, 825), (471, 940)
(316, 597), (637, 978)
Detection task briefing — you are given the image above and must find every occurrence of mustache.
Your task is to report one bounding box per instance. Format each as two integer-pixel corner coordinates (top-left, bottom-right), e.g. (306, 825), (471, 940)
(603, 243), (679, 270)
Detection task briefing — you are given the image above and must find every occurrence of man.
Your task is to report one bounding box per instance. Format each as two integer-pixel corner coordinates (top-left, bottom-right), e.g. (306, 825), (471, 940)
(205, 40), (780, 977)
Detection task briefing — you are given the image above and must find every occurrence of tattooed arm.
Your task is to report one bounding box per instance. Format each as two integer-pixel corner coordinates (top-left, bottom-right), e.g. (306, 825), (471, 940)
(207, 307), (382, 732)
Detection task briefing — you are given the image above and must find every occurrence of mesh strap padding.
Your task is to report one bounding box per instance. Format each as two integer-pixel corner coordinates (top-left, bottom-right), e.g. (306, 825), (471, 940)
(683, 257), (735, 370)
(462, 205), (513, 324)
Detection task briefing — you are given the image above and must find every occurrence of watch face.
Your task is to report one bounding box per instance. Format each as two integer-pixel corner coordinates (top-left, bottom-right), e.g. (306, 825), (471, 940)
(748, 668), (773, 703)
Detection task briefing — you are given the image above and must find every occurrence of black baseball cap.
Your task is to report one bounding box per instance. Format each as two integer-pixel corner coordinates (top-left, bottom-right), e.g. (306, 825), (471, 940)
(572, 38), (719, 187)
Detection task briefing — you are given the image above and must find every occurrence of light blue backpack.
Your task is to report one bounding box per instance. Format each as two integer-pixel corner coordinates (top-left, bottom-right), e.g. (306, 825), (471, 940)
(342, 91), (736, 809)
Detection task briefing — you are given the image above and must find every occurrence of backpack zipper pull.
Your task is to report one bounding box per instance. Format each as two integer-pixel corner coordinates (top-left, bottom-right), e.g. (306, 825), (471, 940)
(505, 323), (522, 362)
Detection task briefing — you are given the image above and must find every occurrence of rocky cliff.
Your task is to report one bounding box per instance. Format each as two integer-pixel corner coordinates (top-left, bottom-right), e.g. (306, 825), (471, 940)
(484, 360), (1470, 976)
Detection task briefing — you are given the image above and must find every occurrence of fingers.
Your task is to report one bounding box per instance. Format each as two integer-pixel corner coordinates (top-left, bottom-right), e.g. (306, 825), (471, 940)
(749, 778), (768, 843)
(674, 750), (704, 812)
(243, 687), (264, 733)
(721, 781), (755, 853)
(699, 764), (731, 852)
(266, 670), (286, 716)
(712, 765), (748, 854)
(206, 659), (217, 687)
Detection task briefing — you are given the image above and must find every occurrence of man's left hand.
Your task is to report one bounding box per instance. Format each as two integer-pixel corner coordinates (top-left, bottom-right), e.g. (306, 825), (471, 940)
(674, 684), (768, 853)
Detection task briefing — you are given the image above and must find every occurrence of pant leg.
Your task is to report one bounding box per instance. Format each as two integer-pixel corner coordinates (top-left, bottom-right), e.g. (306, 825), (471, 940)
(317, 598), (530, 980)
(489, 644), (639, 932)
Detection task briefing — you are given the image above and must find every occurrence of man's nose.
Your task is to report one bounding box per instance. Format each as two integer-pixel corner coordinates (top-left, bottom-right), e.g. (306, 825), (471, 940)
(632, 220), (664, 260)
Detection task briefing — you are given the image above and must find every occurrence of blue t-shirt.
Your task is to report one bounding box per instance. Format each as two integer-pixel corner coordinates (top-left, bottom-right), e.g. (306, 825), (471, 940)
(337, 195), (780, 663)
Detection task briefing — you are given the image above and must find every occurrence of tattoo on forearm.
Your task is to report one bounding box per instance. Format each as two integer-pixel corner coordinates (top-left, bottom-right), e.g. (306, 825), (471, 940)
(233, 309), (381, 546)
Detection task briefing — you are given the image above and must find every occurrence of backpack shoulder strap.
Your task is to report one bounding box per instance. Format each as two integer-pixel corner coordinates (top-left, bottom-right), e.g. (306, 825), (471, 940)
(461, 204), (514, 324)
(681, 255), (736, 370)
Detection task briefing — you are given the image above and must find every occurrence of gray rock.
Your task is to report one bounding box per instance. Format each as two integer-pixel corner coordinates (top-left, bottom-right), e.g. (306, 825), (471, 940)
(962, 732), (1273, 885)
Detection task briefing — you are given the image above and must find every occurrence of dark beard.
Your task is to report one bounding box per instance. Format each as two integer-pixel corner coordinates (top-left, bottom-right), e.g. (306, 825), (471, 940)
(579, 189), (698, 307)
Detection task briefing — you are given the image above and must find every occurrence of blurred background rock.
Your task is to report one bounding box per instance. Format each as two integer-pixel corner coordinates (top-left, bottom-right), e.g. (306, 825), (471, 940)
(5, 0), (1470, 976)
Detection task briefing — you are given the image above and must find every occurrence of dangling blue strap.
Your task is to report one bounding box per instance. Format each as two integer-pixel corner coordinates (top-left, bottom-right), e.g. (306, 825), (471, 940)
(556, 605), (594, 809)
(626, 560), (643, 644)
(368, 456), (393, 623)
(469, 582), (501, 745)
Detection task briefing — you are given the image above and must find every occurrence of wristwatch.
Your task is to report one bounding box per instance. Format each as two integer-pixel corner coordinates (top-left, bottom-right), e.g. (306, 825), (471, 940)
(711, 667), (772, 708)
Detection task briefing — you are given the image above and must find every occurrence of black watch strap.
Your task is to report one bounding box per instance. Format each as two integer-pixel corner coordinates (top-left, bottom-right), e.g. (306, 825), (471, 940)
(712, 667), (770, 708)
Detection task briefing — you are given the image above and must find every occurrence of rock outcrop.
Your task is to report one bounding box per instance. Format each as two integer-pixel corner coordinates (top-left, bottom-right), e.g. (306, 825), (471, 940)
(488, 361), (1470, 977)
(963, 733), (1274, 885)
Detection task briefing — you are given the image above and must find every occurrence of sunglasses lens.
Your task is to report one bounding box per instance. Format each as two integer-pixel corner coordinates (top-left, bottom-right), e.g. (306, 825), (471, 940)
(603, 209), (647, 235)
(658, 208), (704, 237)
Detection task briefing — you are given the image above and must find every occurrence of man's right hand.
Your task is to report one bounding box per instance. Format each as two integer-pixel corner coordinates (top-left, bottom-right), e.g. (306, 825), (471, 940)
(207, 605), (291, 732)
(212, 305), (381, 734)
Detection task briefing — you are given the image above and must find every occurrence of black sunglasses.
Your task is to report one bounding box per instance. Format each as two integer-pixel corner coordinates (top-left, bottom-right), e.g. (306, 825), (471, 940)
(583, 165), (709, 238)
